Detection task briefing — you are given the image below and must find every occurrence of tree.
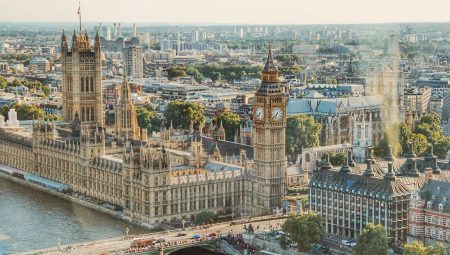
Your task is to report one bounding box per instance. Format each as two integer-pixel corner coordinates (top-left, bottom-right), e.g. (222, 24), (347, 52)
(186, 66), (203, 83)
(374, 137), (402, 158)
(0, 75), (8, 89)
(164, 101), (205, 129)
(1, 103), (45, 120)
(434, 137), (450, 159)
(210, 71), (222, 82)
(137, 107), (160, 133)
(214, 111), (242, 141)
(354, 224), (388, 255)
(403, 241), (445, 255)
(195, 211), (217, 225)
(167, 66), (186, 80)
(285, 115), (322, 160)
(281, 212), (325, 252)
(329, 152), (347, 166)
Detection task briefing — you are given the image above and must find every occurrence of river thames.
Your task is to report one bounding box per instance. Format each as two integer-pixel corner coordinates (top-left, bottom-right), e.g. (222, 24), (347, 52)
(0, 177), (147, 254)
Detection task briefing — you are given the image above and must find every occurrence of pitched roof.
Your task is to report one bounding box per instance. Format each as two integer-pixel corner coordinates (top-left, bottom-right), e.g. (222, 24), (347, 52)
(201, 136), (254, 160)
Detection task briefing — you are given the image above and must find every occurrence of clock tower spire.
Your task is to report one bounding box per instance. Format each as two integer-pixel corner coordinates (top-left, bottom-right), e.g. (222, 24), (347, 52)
(252, 45), (287, 214)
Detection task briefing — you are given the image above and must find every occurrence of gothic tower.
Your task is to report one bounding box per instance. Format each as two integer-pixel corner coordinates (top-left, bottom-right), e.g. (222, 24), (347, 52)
(115, 73), (139, 141)
(61, 30), (103, 126)
(252, 45), (287, 214)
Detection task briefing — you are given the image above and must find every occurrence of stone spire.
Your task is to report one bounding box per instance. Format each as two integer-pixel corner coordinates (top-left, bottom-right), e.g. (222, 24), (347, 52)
(432, 157), (441, 174)
(384, 162), (396, 181)
(347, 150), (356, 167)
(320, 154), (333, 171)
(340, 157), (351, 173)
(404, 141), (416, 158)
(384, 144), (395, 162)
(263, 44), (277, 72)
(364, 159), (374, 177)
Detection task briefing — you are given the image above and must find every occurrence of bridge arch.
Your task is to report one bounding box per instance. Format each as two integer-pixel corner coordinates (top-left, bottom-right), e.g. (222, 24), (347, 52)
(168, 246), (224, 255)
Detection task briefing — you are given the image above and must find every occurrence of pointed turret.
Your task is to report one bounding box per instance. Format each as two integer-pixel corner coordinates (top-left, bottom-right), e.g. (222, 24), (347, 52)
(384, 162), (396, 180)
(320, 154), (333, 171)
(364, 160), (374, 177)
(404, 141), (416, 158)
(263, 44), (277, 72)
(432, 157), (441, 174)
(347, 150), (356, 167)
(340, 157), (351, 173)
(257, 44), (282, 95)
(384, 144), (395, 162)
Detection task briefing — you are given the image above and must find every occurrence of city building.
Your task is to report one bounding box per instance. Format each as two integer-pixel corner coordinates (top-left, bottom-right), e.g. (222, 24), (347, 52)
(309, 152), (411, 246)
(61, 30), (103, 126)
(404, 87), (432, 120)
(123, 46), (144, 78)
(287, 92), (384, 162)
(408, 180), (450, 254)
(28, 57), (50, 73)
(0, 41), (287, 226)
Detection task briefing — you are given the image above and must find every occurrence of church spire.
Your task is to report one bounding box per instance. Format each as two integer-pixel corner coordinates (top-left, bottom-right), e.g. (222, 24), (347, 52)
(263, 44), (277, 72)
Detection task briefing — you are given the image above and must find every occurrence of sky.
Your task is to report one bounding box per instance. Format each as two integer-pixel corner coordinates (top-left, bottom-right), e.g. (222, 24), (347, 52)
(1, 0), (450, 24)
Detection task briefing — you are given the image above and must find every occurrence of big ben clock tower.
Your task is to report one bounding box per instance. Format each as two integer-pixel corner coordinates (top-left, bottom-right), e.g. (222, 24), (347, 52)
(252, 45), (287, 214)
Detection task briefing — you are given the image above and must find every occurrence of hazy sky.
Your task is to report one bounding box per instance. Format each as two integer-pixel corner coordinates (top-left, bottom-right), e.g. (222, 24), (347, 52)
(1, 0), (450, 24)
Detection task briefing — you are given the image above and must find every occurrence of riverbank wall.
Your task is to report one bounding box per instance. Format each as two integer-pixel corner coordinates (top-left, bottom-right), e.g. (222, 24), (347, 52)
(0, 172), (155, 231)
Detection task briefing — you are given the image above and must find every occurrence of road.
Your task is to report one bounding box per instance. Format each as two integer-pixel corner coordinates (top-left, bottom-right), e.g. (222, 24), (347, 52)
(18, 216), (286, 255)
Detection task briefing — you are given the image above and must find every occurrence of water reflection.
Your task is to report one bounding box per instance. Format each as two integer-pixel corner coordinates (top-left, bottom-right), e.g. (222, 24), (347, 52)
(0, 177), (147, 254)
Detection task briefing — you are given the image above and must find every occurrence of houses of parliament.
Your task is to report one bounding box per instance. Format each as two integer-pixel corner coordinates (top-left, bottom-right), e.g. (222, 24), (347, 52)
(0, 31), (287, 225)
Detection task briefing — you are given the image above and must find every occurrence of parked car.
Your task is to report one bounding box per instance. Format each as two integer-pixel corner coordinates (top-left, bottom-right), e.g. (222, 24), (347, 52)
(176, 232), (187, 237)
(341, 239), (357, 247)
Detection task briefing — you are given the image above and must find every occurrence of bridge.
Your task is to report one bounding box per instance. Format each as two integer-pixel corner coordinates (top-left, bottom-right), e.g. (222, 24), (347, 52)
(19, 216), (285, 255)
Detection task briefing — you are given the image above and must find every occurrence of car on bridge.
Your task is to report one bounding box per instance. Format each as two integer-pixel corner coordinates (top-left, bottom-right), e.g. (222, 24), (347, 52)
(192, 234), (201, 240)
(155, 237), (166, 243)
(208, 232), (217, 237)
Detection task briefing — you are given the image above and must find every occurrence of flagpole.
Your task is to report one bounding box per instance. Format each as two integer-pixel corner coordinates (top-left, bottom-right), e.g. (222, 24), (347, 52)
(78, 0), (81, 32)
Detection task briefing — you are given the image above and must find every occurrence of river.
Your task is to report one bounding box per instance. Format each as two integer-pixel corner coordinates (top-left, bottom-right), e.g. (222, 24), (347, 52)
(0, 177), (147, 254)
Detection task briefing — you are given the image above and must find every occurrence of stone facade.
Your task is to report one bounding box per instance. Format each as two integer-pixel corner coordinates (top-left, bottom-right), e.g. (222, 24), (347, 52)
(0, 43), (286, 225)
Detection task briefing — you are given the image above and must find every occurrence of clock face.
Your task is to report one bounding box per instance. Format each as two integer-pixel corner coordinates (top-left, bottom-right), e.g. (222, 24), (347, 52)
(272, 107), (283, 121)
(255, 107), (264, 120)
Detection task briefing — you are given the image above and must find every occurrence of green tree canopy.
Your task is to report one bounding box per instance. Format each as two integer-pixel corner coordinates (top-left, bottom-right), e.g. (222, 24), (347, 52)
(403, 241), (445, 255)
(214, 111), (242, 142)
(167, 66), (187, 80)
(0, 75), (8, 89)
(136, 107), (160, 133)
(194, 211), (217, 225)
(329, 152), (347, 166)
(285, 115), (322, 160)
(281, 212), (325, 252)
(186, 66), (204, 83)
(1, 103), (45, 120)
(164, 101), (205, 129)
(354, 224), (388, 255)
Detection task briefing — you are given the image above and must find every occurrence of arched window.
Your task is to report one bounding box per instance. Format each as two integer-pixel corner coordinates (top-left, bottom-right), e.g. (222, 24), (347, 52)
(90, 77), (94, 92)
(85, 77), (89, 92)
(305, 153), (311, 163)
(81, 77), (84, 92)
(90, 107), (94, 121)
(81, 107), (85, 121)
